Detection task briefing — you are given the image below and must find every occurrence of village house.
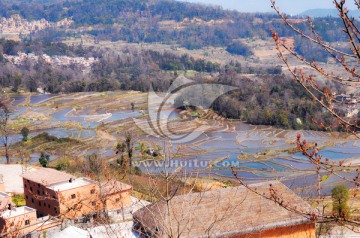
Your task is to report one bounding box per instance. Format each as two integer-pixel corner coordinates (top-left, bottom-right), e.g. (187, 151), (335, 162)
(22, 168), (132, 219)
(0, 206), (37, 236)
(0, 204), (60, 237)
(0, 15), (73, 34)
(100, 179), (132, 211)
(133, 181), (316, 238)
(3, 52), (98, 72)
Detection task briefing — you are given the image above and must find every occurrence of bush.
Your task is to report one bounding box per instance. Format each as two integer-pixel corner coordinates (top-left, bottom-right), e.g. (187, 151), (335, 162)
(226, 41), (253, 56)
(55, 162), (69, 171)
(12, 194), (26, 206)
(39, 152), (50, 167)
(21, 127), (30, 141)
(134, 166), (142, 176)
(332, 184), (350, 218)
(33, 132), (78, 144)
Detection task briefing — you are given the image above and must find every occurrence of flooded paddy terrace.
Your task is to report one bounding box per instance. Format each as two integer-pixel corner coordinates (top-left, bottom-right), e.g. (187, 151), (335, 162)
(4, 92), (360, 195)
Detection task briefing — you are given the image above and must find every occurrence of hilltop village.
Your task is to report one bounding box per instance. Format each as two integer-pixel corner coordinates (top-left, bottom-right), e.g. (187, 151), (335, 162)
(0, 15), (73, 35)
(4, 52), (98, 72)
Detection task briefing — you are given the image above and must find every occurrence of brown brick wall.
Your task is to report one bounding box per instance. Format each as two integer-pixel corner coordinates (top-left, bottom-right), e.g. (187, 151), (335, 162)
(0, 209), (37, 237)
(23, 178), (60, 217)
(0, 183), (5, 192)
(104, 189), (132, 211)
(24, 178), (132, 219)
(232, 223), (316, 238)
(58, 183), (99, 218)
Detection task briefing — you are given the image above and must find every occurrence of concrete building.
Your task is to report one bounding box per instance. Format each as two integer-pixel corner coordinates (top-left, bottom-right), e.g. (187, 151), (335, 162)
(46, 177), (99, 218)
(0, 205), (60, 237)
(134, 181), (316, 238)
(22, 168), (132, 219)
(100, 180), (132, 211)
(0, 206), (37, 236)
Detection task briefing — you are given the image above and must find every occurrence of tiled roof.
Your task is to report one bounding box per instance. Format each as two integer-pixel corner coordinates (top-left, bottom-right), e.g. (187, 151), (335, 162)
(133, 181), (315, 238)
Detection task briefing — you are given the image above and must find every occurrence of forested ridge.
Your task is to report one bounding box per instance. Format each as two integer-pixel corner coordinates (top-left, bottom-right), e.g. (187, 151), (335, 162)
(0, 0), (352, 58)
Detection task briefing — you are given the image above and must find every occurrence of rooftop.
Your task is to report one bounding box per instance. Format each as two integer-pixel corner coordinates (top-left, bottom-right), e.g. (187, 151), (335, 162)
(21, 168), (75, 186)
(0, 192), (11, 198)
(0, 192), (12, 210)
(0, 164), (36, 193)
(133, 181), (315, 238)
(100, 180), (132, 196)
(2, 206), (35, 219)
(89, 222), (139, 238)
(52, 226), (89, 238)
(48, 177), (95, 191)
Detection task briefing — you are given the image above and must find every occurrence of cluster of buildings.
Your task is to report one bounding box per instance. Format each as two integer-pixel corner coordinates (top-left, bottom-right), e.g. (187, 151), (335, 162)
(159, 17), (233, 31)
(0, 164), (317, 238)
(4, 53), (98, 72)
(0, 167), (133, 237)
(334, 94), (360, 118)
(335, 94), (360, 105)
(0, 15), (73, 34)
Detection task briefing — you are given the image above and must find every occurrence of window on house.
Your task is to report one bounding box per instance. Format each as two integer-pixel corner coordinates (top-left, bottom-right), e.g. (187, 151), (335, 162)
(71, 194), (76, 199)
(37, 190), (40, 195)
(90, 189), (95, 194)
(25, 220), (30, 225)
(30, 187), (33, 192)
(24, 184), (27, 188)
(31, 198), (34, 203)
(38, 202), (41, 206)
(25, 195), (28, 199)
(38, 183), (40, 187)
(43, 202), (46, 207)
(48, 204), (50, 208)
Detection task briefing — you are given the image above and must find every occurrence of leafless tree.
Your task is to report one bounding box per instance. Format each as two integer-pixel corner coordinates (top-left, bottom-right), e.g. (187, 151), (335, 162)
(270, 0), (360, 135)
(0, 97), (11, 164)
(232, 0), (360, 235)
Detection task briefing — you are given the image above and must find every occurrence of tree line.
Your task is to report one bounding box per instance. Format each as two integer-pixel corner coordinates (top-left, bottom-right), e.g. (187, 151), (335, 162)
(177, 73), (341, 130)
(0, 38), (282, 93)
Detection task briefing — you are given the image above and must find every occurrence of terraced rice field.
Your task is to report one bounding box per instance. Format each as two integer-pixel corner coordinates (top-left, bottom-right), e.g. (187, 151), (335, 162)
(3, 91), (360, 196)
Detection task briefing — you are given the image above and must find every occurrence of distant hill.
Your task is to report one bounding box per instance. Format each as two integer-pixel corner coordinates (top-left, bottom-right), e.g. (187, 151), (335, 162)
(300, 8), (360, 18)
(0, 0), (350, 52)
